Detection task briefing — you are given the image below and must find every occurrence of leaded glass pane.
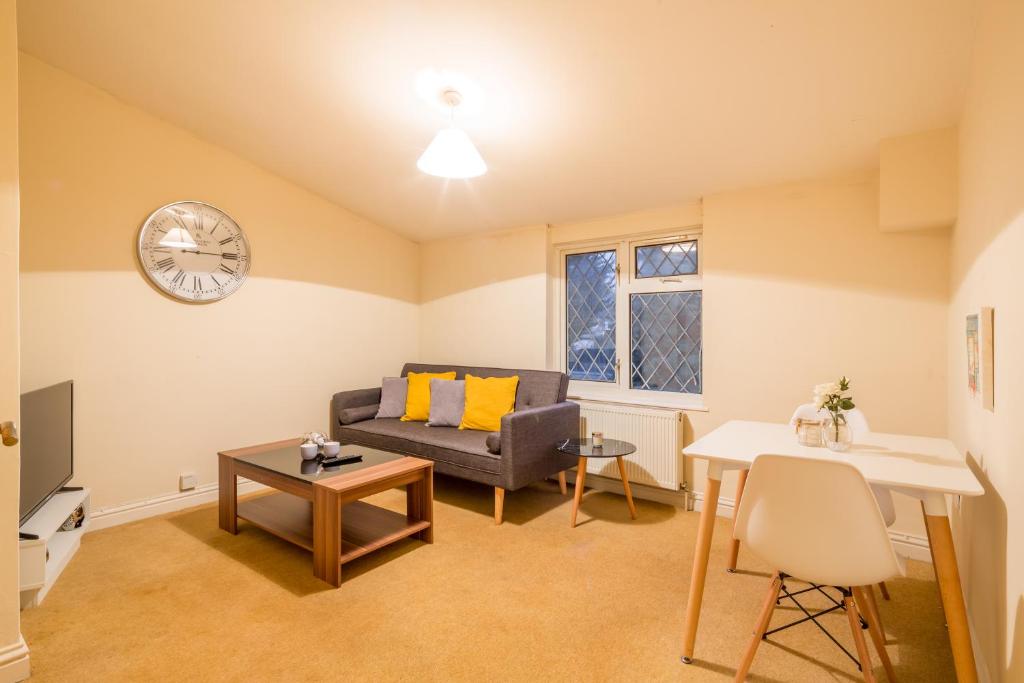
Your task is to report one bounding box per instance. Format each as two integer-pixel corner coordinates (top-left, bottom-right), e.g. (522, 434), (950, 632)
(630, 291), (702, 393)
(635, 240), (698, 278)
(566, 250), (617, 382)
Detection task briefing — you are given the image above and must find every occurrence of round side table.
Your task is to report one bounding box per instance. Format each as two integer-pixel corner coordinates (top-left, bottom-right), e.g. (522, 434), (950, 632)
(557, 437), (638, 528)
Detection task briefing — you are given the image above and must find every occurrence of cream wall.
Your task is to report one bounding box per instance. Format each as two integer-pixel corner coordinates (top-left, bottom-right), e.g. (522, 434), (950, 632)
(879, 127), (958, 232)
(0, 2), (27, 681)
(18, 54), (420, 511)
(420, 176), (949, 539)
(697, 173), (948, 538)
(947, 1), (1024, 680)
(419, 225), (548, 369)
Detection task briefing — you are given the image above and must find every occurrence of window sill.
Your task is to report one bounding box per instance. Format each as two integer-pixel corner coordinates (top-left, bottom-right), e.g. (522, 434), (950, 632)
(567, 390), (708, 412)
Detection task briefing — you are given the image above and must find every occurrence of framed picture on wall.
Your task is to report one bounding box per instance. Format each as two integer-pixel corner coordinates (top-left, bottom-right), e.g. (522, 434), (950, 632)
(966, 314), (979, 397)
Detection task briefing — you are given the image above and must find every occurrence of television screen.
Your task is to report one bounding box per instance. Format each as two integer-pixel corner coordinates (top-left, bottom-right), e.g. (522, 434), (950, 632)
(19, 381), (73, 525)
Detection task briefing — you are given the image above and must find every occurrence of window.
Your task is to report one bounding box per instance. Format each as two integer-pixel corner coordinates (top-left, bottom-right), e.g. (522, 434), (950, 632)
(560, 231), (703, 406)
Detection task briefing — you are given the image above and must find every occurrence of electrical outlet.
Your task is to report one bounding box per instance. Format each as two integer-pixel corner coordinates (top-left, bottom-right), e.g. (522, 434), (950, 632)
(179, 472), (197, 492)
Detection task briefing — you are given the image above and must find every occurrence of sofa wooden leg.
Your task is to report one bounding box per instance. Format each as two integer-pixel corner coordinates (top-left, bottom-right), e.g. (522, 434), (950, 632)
(558, 471), (568, 496)
(494, 487), (505, 525)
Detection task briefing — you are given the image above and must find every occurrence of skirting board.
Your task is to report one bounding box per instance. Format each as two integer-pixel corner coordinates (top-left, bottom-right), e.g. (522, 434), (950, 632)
(90, 478), (267, 532)
(0, 636), (30, 683)
(689, 489), (933, 563)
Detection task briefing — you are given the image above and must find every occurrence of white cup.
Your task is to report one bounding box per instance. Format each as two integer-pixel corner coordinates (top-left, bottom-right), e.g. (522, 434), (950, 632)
(300, 442), (318, 460)
(323, 441), (341, 457)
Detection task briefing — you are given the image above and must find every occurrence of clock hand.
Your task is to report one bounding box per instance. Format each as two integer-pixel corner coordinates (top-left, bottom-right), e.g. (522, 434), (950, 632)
(180, 249), (223, 256)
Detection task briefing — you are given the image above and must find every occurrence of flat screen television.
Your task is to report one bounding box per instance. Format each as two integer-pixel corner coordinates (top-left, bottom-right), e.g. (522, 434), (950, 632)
(19, 380), (74, 526)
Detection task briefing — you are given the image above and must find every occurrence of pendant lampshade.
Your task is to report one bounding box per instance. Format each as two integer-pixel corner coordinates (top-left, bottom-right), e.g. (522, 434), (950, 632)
(417, 89), (487, 179)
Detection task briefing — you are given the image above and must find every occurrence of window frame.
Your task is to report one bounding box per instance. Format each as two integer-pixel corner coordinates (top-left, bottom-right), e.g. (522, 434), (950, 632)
(556, 227), (705, 410)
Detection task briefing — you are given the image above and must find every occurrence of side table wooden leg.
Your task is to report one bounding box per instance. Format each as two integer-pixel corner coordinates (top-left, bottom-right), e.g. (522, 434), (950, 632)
(313, 485), (342, 588)
(923, 495), (978, 683)
(726, 468), (748, 572)
(615, 456), (638, 520)
(681, 464), (723, 663)
(558, 470), (568, 496)
(218, 453), (237, 534)
(570, 456), (587, 528)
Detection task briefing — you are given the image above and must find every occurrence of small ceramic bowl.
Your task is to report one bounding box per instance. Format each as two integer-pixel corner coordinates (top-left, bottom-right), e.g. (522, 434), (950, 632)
(299, 442), (319, 460)
(323, 441), (341, 457)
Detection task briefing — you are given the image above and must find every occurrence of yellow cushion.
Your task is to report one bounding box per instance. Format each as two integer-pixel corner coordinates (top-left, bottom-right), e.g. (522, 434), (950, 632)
(459, 374), (519, 432)
(401, 371), (456, 421)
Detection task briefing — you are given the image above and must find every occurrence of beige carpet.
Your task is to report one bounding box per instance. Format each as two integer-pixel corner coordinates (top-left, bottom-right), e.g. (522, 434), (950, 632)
(21, 476), (954, 682)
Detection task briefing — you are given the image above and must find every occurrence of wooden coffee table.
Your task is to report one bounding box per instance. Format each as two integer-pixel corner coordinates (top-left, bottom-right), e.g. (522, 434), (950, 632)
(218, 438), (433, 587)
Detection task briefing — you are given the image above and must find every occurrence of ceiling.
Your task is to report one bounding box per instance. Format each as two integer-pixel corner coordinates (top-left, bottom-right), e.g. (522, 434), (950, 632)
(17, 0), (976, 242)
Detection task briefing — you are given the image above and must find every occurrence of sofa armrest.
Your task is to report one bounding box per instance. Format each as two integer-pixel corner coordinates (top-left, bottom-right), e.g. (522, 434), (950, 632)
(499, 401), (580, 490)
(331, 387), (382, 440)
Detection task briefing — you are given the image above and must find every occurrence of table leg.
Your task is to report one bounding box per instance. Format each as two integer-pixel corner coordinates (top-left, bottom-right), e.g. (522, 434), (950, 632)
(570, 456), (588, 528)
(922, 493), (977, 683)
(415, 466), (432, 540)
(218, 453), (237, 534)
(614, 456), (638, 520)
(726, 468), (748, 572)
(558, 471), (568, 496)
(313, 485), (342, 588)
(681, 462), (723, 663)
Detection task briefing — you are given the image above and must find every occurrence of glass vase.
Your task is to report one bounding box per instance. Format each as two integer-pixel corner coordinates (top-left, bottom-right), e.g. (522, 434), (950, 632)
(823, 413), (853, 452)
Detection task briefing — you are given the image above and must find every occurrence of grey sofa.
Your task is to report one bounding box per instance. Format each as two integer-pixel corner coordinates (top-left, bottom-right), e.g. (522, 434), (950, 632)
(331, 363), (580, 524)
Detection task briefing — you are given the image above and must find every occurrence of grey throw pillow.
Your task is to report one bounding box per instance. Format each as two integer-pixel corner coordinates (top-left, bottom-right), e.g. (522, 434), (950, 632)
(375, 377), (408, 419)
(426, 379), (466, 427)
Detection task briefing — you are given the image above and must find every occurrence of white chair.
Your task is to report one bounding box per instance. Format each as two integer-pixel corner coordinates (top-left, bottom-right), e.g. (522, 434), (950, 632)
(789, 404), (896, 600)
(733, 454), (902, 682)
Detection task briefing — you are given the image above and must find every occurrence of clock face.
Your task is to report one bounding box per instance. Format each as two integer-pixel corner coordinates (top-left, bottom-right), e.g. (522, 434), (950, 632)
(137, 201), (251, 303)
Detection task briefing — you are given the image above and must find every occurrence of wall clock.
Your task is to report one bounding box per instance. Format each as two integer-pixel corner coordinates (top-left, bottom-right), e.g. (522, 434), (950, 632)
(137, 201), (251, 303)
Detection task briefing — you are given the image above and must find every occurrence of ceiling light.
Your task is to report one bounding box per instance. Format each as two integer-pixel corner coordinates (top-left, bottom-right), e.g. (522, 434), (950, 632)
(159, 226), (198, 249)
(417, 90), (487, 179)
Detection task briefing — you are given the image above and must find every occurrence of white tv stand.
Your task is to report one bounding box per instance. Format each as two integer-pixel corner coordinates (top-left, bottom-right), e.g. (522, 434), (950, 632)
(18, 487), (90, 608)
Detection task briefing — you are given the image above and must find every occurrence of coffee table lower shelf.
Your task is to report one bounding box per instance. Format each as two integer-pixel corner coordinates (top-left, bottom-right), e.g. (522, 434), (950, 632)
(238, 492), (430, 566)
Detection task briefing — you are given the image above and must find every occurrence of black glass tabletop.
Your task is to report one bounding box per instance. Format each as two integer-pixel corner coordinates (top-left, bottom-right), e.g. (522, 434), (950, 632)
(556, 438), (636, 458)
(235, 444), (402, 483)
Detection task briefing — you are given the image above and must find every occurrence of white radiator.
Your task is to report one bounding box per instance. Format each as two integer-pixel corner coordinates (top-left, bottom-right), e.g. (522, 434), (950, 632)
(576, 401), (684, 490)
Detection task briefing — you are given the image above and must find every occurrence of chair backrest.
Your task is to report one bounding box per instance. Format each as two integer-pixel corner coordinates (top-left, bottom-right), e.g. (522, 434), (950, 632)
(791, 403), (871, 435)
(734, 454), (901, 587)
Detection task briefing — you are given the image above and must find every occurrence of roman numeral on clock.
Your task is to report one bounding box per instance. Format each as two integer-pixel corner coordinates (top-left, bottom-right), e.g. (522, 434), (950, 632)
(218, 264), (235, 275)
(171, 270), (185, 287)
(193, 275), (200, 291)
(221, 252), (238, 260)
(218, 237), (233, 246)
(156, 257), (175, 271)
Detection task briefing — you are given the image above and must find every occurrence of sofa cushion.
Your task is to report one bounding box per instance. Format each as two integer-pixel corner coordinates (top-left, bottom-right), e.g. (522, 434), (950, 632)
(427, 378), (465, 427)
(485, 432), (501, 454)
(460, 374), (519, 432)
(375, 377), (407, 418)
(401, 371), (456, 422)
(401, 363), (568, 410)
(338, 418), (501, 474)
(339, 404), (379, 425)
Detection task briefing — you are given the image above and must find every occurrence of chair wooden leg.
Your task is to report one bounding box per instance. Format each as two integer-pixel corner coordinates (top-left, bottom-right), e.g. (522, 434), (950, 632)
(854, 587), (895, 682)
(570, 456), (587, 528)
(615, 456), (638, 520)
(558, 470), (568, 496)
(734, 574), (782, 682)
(877, 581), (890, 601)
(494, 487), (505, 525)
(727, 469), (748, 572)
(844, 594), (877, 683)
(862, 584), (886, 642)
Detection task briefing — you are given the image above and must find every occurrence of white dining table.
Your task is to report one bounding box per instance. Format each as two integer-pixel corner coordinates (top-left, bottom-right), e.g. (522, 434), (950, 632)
(679, 420), (984, 682)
